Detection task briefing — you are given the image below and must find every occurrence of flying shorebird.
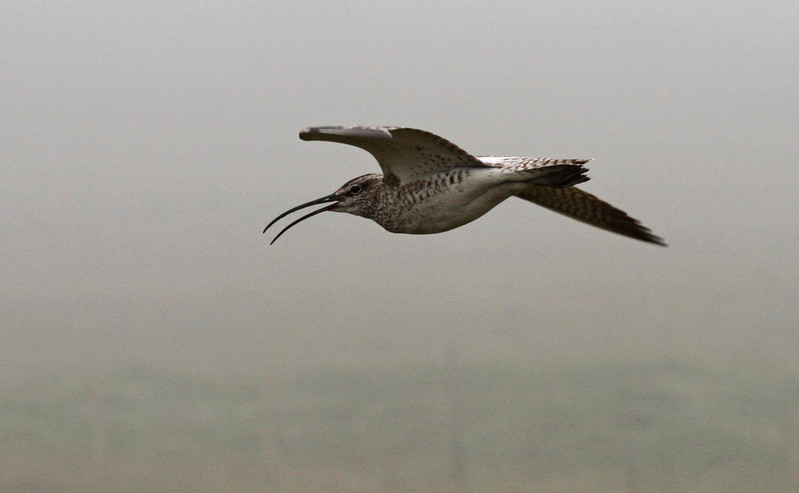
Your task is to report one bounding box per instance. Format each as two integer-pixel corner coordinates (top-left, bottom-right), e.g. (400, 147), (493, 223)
(263, 126), (665, 246)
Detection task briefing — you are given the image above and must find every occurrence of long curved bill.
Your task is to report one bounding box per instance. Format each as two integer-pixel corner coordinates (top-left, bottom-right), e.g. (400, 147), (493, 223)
(263, 194), (339, 244)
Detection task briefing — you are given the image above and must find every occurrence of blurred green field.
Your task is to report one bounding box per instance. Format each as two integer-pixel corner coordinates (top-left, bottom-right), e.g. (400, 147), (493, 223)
(1, 360), (797, 492)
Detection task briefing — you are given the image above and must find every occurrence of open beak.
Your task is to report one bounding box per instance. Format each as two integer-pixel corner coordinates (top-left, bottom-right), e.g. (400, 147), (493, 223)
(263, 193), (340, 244)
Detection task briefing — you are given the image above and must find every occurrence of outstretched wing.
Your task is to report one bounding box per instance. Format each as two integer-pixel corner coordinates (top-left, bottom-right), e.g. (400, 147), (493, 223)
(299, 126), (490, 185)
(515, 186), (666, 245)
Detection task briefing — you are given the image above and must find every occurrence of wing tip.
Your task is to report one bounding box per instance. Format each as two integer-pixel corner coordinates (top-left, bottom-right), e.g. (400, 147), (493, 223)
(299, 126), (395, 141)
(635, 230), (668, 246)
(299, 126), (325, 141)
(621, 219), (667, 246)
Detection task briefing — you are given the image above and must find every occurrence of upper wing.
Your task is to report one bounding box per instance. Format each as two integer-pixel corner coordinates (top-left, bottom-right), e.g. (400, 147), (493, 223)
(299, 126), (490, 185)
(515, 186), (666, 245)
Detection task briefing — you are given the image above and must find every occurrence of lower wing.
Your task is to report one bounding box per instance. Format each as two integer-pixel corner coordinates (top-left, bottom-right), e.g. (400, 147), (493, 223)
(515, 186), (666, 246)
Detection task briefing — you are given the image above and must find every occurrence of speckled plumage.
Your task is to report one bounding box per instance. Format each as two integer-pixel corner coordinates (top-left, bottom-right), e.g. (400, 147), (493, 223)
(263, 126), (665, 245)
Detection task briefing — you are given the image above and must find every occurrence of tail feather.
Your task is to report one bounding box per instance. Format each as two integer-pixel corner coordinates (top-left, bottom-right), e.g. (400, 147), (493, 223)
(530, 165), (590, 188)
(515, 186), (666, 246)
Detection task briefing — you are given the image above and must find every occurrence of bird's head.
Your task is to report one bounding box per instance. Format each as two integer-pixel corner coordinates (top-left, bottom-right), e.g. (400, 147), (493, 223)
(263, 173), (383, 244)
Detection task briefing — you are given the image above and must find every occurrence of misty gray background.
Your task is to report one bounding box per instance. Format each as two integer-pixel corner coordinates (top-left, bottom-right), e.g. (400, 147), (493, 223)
(2, 1), (797, 382)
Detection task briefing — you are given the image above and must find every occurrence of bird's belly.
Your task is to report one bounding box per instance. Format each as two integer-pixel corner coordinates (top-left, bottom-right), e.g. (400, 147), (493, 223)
(378, 182), (518, 234)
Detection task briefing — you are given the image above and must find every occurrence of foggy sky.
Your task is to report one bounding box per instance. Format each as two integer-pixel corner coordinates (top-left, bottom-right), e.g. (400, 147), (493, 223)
(1, 1), (797, 379)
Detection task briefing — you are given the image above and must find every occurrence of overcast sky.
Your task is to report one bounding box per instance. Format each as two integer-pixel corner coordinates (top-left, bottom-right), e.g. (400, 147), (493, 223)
(1, 1), (797, 379)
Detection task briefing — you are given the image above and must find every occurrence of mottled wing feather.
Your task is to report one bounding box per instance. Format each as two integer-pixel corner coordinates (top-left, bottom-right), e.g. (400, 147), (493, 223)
(515, 186), (666, 245)
(300, 126), (490, 185)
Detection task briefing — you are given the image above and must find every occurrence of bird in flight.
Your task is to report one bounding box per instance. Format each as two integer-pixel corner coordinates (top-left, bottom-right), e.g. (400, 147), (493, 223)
(264, 126), (665, 246)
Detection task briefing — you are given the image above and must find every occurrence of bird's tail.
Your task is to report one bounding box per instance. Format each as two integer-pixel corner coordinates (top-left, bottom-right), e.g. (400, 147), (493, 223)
(529, 164), (590, 188)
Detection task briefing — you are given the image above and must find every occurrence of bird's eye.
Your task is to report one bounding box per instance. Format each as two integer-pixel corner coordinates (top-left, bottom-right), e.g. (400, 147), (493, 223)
(349, 185), (362, 194)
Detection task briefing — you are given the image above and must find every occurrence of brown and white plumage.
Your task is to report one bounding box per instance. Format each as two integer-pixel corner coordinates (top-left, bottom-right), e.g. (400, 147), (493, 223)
(264, 126), (665, 246)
